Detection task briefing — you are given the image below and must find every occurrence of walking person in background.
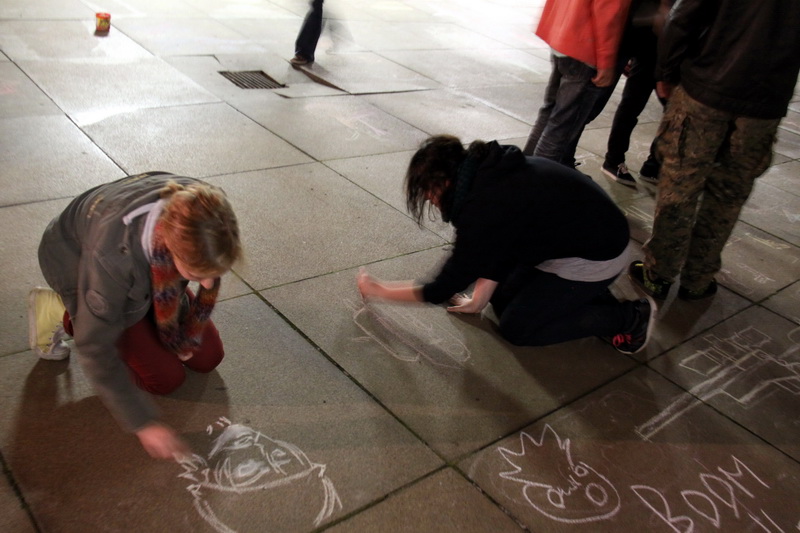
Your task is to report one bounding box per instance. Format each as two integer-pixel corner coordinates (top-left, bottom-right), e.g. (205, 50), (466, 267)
(29, 172), (243, 459)
(600, 0), (672, 187)
(522, 0), (632, 168)
(358, 135), (656, 355)
(629, 0), (800, 301)
(290, 0), (324, 66)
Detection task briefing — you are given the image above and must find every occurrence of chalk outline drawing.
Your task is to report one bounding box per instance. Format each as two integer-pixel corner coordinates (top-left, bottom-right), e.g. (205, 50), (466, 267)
(496, 424), (622, 524)
(348, 299), (471, 368)
(178, 417), (341, 532)
(636, 326), (800, 440)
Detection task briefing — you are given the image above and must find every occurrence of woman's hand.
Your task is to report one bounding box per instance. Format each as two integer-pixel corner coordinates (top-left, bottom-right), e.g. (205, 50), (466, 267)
(447, 294), (482, 313)
(136, 422), (191, 460)
(446, 278), (498, 314)
(356, 267), (382, 300)
(356, 268), (424, 303)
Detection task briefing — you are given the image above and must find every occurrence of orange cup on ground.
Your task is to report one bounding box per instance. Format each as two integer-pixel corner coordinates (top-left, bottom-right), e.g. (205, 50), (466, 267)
(96, 13), (111, 33)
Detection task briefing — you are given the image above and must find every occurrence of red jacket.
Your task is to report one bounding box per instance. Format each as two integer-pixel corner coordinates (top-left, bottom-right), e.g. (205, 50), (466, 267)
(536, 0), (631, 70)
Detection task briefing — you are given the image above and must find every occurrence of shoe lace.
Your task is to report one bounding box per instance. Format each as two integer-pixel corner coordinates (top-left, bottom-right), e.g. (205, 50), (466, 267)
(618, 163), (629, 174)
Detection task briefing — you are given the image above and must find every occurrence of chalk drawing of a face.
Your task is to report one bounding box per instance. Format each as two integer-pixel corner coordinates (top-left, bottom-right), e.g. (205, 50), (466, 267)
(178, 419), (341, 532)
(497, 425), (621, 524)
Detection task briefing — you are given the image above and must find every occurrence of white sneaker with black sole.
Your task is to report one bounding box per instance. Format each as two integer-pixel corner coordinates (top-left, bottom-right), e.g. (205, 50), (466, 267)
(601, 162), (637, 187)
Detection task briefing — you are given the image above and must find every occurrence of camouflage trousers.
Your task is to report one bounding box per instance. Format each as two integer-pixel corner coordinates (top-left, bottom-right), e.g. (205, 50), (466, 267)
(643, 85), (779, 291)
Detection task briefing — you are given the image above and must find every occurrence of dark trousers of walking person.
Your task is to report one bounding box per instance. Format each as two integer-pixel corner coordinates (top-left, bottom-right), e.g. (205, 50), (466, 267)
(295, 0), (324, 63)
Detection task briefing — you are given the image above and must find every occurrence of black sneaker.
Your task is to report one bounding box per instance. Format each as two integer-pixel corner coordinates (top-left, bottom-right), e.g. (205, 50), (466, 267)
(638, 156), (660, 185)
(609, 297), (656, 354)
(602, 162), (637, 187)
(678, 280), (718, 301)
(628, 260), (672, 300)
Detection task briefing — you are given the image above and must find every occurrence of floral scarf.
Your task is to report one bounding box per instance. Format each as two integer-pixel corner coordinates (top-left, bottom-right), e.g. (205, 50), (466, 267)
(150, 222), (219, 356)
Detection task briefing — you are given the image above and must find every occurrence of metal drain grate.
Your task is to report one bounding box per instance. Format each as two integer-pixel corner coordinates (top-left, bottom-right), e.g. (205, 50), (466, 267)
(219, 70), (286, 89)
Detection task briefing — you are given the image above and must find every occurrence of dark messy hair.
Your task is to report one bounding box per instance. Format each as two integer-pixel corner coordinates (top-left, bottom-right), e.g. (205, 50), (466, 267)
(405, 135), (489, 225)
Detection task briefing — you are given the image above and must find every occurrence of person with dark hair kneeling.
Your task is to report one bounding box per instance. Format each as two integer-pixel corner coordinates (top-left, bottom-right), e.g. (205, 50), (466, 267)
(357, 136), (655, 354)
(29, 172), (243, 460)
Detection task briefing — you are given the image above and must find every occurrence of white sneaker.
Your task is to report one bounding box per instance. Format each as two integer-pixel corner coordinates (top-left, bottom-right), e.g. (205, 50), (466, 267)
(28, 287), (71, 360)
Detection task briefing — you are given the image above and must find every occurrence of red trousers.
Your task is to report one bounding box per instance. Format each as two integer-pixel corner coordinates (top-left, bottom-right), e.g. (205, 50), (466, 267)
(63, 309), (224, 395)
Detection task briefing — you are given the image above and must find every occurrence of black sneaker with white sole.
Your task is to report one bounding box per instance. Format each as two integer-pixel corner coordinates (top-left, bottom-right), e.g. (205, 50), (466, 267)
(607, 297), (656, 354)
(601, 161), (637, 187)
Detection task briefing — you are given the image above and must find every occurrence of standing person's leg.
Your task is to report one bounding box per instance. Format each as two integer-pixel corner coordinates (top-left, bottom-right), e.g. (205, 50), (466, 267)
(523, 53), (562, 156)
(604, 30), (659, 169)
(490, 266), (645, 348)
(293, 0), (325, 63)
(679, 115), (779, 295)
(531, 55), (609, 167)
(639, 87), (731, 289)
(604, 63), (657, 167)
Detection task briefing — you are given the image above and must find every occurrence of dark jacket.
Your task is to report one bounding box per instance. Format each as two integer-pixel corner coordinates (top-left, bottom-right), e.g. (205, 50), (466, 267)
(38, 172), (205, 432)
(657, 0), (800, 119)
(422, 143), (630, 304)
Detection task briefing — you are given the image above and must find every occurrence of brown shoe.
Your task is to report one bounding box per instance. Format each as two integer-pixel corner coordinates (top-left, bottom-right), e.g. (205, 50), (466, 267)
(290, 54), (311, 66)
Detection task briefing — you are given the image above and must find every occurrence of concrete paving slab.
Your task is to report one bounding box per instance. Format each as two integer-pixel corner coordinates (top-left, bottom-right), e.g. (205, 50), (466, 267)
(111, 17), (268, 57)
(0, 20), (152, 61)
(209, 17), (308, 55)
(16, 57), (219, 126)
(365, 90), (531, 141)
(235, 95), (430, 160)
(760, 159), (800, 196)
(212, 165), (446, 289)
(775, 127), (800, 160)
(82, 103), (312, 177)
(779, 109), (800, 136)
(381, 48), (552, 88)
(81, 0), (206, 18)
(2, 1), (799, 530)
(741, 179), (800, 247)
(0, 199), (67, 356)
(718, 222), (800, 301)
(0, 116), (125, 206)
(461, 366), (800, 532)
(0, 62), (61, 118)
(185, 0), (300, 20)
(263, 253), (637, 460)
(0, 0), (92, 20)
(762, 280), (800, 324)
(325, 468), (523, 532)
(458, 82), (547, 125)
(283, 52), (440, 95)
(328, 20), (509, 51)
(323, 150), (454, 241)
(649, 305), (800, 461)
(0, 295), (443, 532)
(0, 473), (35, 533)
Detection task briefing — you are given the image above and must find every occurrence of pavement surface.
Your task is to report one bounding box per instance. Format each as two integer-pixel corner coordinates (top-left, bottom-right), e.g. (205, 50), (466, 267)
(1, 1), (799, 532)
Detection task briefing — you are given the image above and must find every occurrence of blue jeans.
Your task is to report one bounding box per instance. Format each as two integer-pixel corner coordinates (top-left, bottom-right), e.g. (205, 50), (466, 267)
(294, 0), (324, 61)
(490, 265), (638, 347)
(523, 54), (611, 167)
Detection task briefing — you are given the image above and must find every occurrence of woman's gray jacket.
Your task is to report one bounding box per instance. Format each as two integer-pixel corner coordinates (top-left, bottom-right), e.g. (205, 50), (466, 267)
(38, 172), (202, 432)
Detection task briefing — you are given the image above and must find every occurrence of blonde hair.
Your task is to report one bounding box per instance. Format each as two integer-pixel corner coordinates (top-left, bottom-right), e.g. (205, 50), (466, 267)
(159, 181), (242, 275)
